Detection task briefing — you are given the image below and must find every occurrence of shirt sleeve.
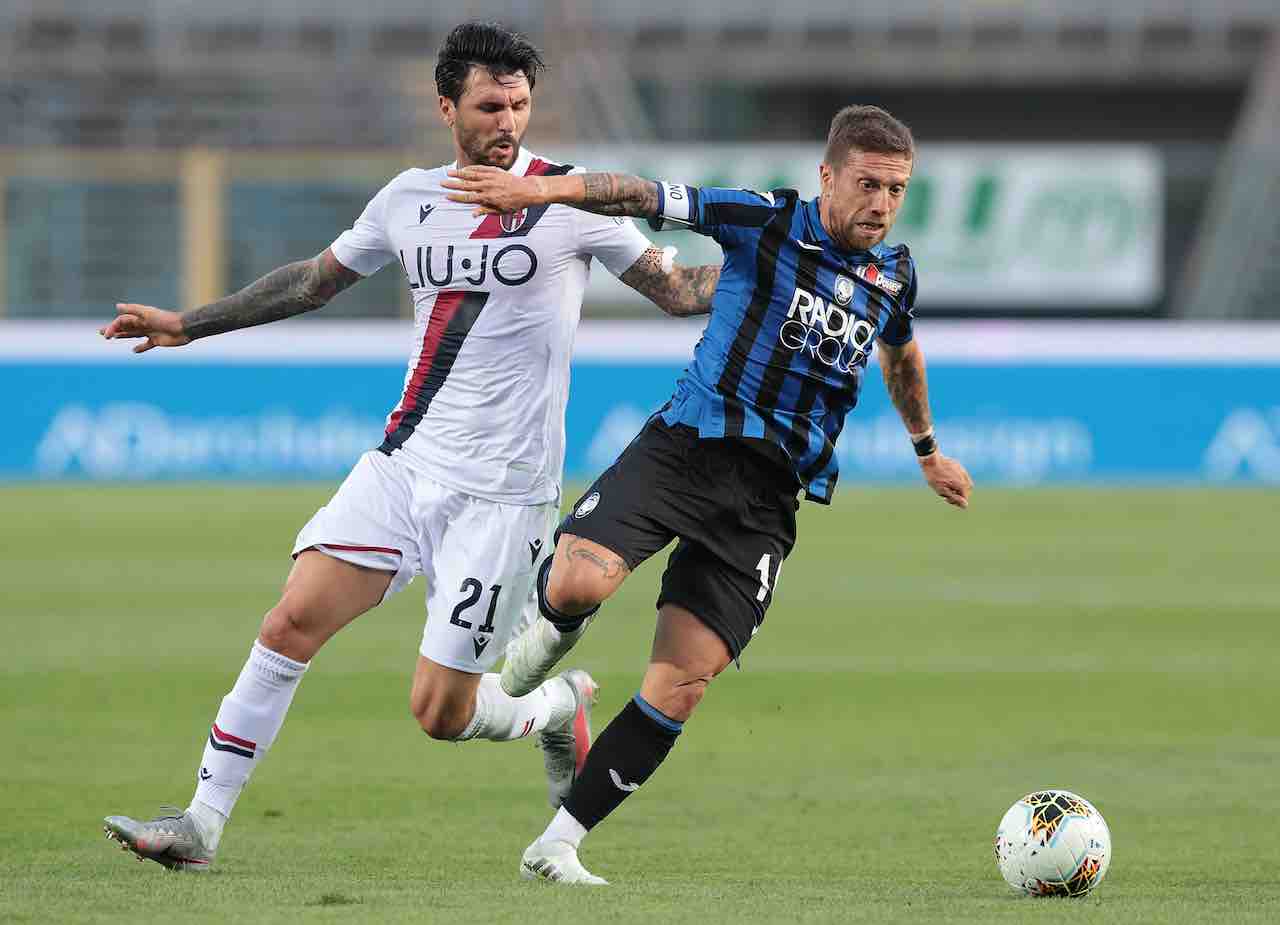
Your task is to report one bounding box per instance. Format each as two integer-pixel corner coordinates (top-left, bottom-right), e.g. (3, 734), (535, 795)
(329, 180), (396, 277)
(647, 184), (793, 248)
(879, 264), (917, 346)
(577, 213), (654, 278)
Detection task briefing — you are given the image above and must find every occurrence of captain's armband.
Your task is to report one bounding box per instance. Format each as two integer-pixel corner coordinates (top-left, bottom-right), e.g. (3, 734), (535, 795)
(647, 182), (697, 232)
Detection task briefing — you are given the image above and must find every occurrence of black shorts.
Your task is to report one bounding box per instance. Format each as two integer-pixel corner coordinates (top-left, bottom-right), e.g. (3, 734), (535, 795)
(559, 415), (800, 660)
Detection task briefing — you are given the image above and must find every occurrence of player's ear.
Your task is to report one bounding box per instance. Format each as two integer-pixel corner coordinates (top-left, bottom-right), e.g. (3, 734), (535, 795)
(438, 95), (456, 129)
(818, 161), (834, 194)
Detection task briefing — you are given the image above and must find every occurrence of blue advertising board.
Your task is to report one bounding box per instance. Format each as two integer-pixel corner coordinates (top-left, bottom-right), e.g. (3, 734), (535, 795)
(3, 321), (1279, 486)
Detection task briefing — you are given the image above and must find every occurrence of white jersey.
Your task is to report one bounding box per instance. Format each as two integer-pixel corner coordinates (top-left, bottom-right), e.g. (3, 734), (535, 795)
(330, 147), (650, 505)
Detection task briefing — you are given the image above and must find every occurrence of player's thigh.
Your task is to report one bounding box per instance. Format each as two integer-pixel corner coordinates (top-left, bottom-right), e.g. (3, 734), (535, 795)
(419, 490), (556, 674)
(548, 531), (633, 609)
(260, 550), (394, 660)
(640, 603), (734, 722)
(553, 417), (696, 605)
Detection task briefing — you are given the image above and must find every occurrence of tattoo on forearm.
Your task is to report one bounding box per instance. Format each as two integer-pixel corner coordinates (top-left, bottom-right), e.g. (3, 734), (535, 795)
(181, 250), (360, 340)
(881, 343), (932, 434)
(578, 173), (661, 218)
(566, 539), (629, 582)
(619, 248), (719, 317)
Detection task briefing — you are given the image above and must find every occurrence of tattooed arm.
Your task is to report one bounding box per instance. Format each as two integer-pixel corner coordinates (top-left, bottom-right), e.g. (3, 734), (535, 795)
(442, 166), (662, 220)
(878, 338), (932, 436)
(618, 247), (719, 317)
(100, 248), (361, 353)
(878, 339), (974, 509)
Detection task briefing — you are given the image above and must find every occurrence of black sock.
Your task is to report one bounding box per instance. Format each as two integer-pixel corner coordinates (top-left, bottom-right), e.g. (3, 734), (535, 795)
(564, 695), (682, 831)
(536, 556), (598, 633)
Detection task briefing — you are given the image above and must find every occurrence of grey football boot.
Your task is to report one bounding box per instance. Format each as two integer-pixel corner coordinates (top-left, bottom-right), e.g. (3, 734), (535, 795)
(538, 669), (599, 808)
(103, 807), (215, 872)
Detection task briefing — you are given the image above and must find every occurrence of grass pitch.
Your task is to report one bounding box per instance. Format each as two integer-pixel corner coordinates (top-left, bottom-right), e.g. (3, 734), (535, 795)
(1, 484), (1278, 923)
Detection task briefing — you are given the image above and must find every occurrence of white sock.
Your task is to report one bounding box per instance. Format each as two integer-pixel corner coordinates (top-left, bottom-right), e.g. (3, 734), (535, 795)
(457, 673), (575, 742)
(190, 641), (308, 835)
(540, 805), (588, 849)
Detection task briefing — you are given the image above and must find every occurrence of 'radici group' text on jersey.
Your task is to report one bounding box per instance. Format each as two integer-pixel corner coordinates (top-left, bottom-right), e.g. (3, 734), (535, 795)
(330, 148), (651, 505)
(649, 185), (918, 504)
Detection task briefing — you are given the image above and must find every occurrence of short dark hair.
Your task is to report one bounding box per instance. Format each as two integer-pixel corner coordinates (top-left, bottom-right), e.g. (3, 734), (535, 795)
(824, 105), (915, 166)
(435, 21), (545, 103)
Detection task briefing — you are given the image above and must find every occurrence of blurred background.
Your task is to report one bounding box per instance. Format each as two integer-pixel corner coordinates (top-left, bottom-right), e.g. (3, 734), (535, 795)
(1, 0), (1279, 485)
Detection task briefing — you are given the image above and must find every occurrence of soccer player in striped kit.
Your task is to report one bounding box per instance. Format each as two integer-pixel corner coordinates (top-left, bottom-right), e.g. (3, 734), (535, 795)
(97, 21), (719, 871)
(445, 104), (974, 883)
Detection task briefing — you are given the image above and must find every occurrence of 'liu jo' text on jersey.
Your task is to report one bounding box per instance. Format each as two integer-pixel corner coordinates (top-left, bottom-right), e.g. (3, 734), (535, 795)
(329, 148), (650, 505)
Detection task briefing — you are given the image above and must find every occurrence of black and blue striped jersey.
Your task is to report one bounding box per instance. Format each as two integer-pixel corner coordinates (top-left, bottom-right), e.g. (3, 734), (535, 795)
(649, 184), (919, 504)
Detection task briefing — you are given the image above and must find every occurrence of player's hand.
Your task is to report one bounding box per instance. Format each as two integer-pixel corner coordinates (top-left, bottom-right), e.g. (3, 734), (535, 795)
(919, 453), (973, 509)
(442, 166), (543, 216)
(99, 303), (191, 353)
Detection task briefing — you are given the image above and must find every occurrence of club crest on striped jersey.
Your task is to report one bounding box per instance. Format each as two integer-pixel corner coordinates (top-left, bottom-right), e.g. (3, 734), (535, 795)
(500, 209), (528, 234)
(854, 262), (904, 297)
(833, 275), (855, 306)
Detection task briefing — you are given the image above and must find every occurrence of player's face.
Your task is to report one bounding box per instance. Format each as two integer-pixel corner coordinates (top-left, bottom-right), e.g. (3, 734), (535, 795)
(818, 149), (913, 251)
(440, 68), (532, 170)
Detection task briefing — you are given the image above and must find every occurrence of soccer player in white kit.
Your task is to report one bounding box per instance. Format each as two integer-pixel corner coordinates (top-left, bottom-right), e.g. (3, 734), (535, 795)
(97, 22), (720, 871)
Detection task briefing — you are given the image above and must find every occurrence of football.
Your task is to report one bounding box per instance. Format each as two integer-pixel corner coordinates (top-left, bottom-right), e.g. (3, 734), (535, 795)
(994, 790), (1111, 897)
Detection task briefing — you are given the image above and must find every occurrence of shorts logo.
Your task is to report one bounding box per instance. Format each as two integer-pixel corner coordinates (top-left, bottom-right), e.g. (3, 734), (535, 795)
(574, 492), (601, 518)
(834, 275), (854, 306)
(500, 209), (528, 234)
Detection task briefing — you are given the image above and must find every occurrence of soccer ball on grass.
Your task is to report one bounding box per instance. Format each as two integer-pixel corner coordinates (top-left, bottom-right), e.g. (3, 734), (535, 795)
(994, 789), (1111, 897)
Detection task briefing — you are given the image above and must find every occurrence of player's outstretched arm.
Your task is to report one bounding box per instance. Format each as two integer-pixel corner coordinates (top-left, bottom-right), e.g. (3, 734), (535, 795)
(100, 248), (362, 353)
(444, 167), (661, 220)
(618, 247), (719, 317)
(878, 339), (974, 509)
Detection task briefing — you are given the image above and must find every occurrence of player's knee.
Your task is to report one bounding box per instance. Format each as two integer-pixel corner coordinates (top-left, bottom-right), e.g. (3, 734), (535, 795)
(545, 564), (607, 615)
(258, 599), (317, 662)
(409, 691), (471, 741)
(656, 675), (713, 723)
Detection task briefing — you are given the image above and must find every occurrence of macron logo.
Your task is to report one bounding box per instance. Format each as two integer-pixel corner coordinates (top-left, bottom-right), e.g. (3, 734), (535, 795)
(419, 204), (434, 223)
(609, 769), (640, 792)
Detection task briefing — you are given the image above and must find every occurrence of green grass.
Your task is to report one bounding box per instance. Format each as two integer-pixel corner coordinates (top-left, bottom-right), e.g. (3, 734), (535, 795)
(2, 484), (1278, 923)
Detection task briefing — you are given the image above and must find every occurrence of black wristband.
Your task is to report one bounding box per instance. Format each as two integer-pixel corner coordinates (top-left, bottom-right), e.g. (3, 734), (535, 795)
(912, 433), (938, 457)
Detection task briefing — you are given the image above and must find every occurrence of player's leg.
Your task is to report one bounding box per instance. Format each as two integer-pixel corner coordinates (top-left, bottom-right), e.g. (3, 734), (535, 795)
(520, 437), (799, 883)
(104, 452), (418, 870)
(408, 483), (598, 807)
(502, 416), (688, 697)
(500, 533), (630, 696)
(520, 602), (731, 884)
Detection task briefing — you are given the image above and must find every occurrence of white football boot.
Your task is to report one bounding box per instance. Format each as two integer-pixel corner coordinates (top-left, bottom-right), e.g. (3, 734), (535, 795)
(520, 838), (608, 885)
(538, 669), (598, 808)
(501, 615), (594, 697)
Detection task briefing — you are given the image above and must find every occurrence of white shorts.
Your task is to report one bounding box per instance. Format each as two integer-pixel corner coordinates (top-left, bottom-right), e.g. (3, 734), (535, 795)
(293, 451), (557, 673)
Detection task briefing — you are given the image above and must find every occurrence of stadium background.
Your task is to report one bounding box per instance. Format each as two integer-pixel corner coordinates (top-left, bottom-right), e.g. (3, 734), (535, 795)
(2, 2), (1278, 923)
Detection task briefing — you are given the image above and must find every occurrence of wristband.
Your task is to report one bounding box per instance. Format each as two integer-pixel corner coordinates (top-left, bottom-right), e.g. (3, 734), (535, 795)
(911, 428), (938, 458)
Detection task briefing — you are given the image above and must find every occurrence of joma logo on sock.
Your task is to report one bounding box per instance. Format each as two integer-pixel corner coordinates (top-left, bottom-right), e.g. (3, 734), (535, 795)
(609, 769), (640, 792)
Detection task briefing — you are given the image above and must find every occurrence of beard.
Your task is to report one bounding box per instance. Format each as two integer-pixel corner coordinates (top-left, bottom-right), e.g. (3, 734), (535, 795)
(458, 125), (521, 169)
